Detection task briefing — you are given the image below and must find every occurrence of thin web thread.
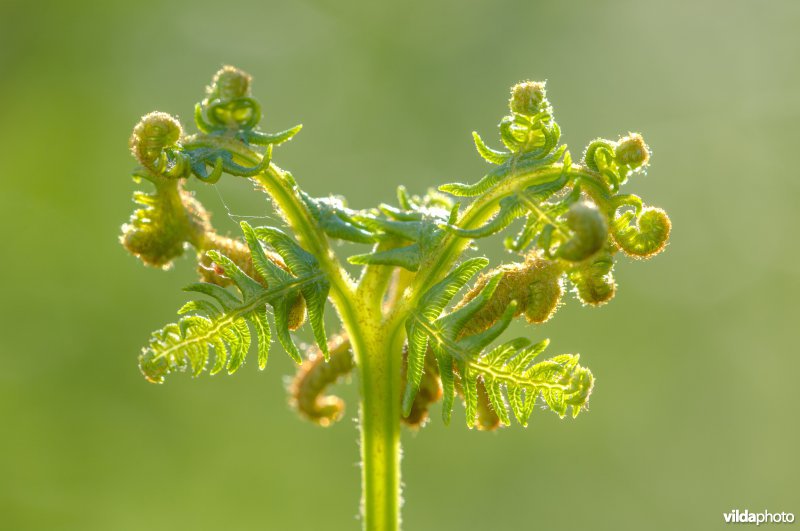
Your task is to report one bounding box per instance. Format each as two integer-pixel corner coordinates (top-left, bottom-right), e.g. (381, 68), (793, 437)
(213, 184), (279, 224)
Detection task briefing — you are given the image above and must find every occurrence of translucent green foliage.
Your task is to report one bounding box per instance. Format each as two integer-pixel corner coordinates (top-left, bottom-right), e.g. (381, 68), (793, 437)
(129, 66), (301, 187)
(250, 224), (330, 356)
(436, 81), (672, 312)
(300, 191), (376, 244)
(445, 174), (569, 238)
(424, 275), (514, 425)
(182, 142), (272, 183)
(405, 266), (591, 427)
(122, 67), (673, 530)
(465, 339), (594, 426)
(125, 68), (670, 440)
(401, 345), (443, 428)
(439, 145), (566, 197)
(349, 188), (458, 271)
(442, 97), (612, 261)
(403, 258), (489, 414)
(128, 110), (275, 186)
(441, 81), (563, 197)
(138, 222), (330, 383)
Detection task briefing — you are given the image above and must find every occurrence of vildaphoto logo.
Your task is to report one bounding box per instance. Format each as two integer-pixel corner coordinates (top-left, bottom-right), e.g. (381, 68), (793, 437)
(724, 509), (795, 525)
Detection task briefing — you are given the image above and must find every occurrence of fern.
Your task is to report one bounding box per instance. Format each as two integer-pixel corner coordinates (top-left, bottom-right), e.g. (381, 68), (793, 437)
(461, 339), (593, 426)
(122, 67), (670, 530)
(402, 257), (489, 414)
(404, 259), (594, 427)
(139, 221), (330, 383)
(438, 145), (566, 197)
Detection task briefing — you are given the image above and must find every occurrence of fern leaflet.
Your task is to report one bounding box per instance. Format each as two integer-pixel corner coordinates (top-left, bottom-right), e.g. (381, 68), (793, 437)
(139, 222), (330, 383)
(402, 257), (489, 414)
(405, 266), (594, 427)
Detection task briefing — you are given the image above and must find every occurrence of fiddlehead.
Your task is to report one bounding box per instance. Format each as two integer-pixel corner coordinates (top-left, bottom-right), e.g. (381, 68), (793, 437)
(194, 65), (302, 147)
(455, 253), (565, 333)
(120, 183), (211, 269)
(568, 250), (617, 306)
(403, 262), (595, 427)
(122, 113), (211, 268)
(289, 334), (354, 426)
(397, 81), (671, 427)
(612, 207), (671, 259)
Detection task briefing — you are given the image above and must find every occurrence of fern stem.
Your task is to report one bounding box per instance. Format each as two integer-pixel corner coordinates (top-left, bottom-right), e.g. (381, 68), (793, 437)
(352, 324), (403, 531)
(252, 166), (355, 300)
(357, 240), (399, 317)
(253, 162), (404, 528)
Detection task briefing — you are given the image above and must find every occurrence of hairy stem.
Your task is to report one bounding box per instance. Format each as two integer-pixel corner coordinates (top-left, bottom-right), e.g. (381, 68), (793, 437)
(254, 164), (354, 297)
(240, 143), (403, 529)
(351, 318), (403, 531)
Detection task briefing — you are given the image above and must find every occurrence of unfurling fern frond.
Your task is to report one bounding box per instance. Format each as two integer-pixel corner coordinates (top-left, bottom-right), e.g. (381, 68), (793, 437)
(460, 339), (594, 427)
(348, 190), (457, 272)
(402, 257), (489, 414)
(119, 68), (675, 531)
(612, 207), (671, 259)
(455, 253), (565, 333)
(138, 221), (331, 383)
(300, 191), (377, 244)
(568, 250), (617, 306)
(404, 264), (594, 427)
(289, 334), (354, 427)
(438, 146), (567, 198)
(120, 181), (211, 269)
(197, 232), (308, 336)
(401, 344), (443, 429)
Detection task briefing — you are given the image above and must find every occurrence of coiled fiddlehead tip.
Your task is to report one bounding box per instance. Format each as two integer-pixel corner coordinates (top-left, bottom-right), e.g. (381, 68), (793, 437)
(120, 185), (211, 269)
(522, 254), (565, 324)
(208, 65), (252, 100)
(568, 251), (617, 306)
(582, 138), (615, 173)
(139, 347), (169, 384)
(129, 111), (183, 169)
(612, 207), (671, 259)
(456, 254), (565, 335)
(509, 81), (547, 116)
(289, 334), (353, 427)
(615, 132), (650, 170)
(555, 202), (609, 262)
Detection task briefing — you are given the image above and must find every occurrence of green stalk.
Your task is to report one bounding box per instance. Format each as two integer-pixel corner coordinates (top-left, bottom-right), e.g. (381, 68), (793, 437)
(247, 155), (404, 530)
(352, 324), (403, 531)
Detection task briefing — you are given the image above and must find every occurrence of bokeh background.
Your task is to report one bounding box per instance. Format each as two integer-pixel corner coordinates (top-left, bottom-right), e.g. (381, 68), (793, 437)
(1, 1), (798, 529)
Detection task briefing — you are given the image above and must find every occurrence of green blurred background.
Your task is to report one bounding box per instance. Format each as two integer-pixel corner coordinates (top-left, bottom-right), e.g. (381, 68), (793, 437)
(1, 0), (798, 529)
